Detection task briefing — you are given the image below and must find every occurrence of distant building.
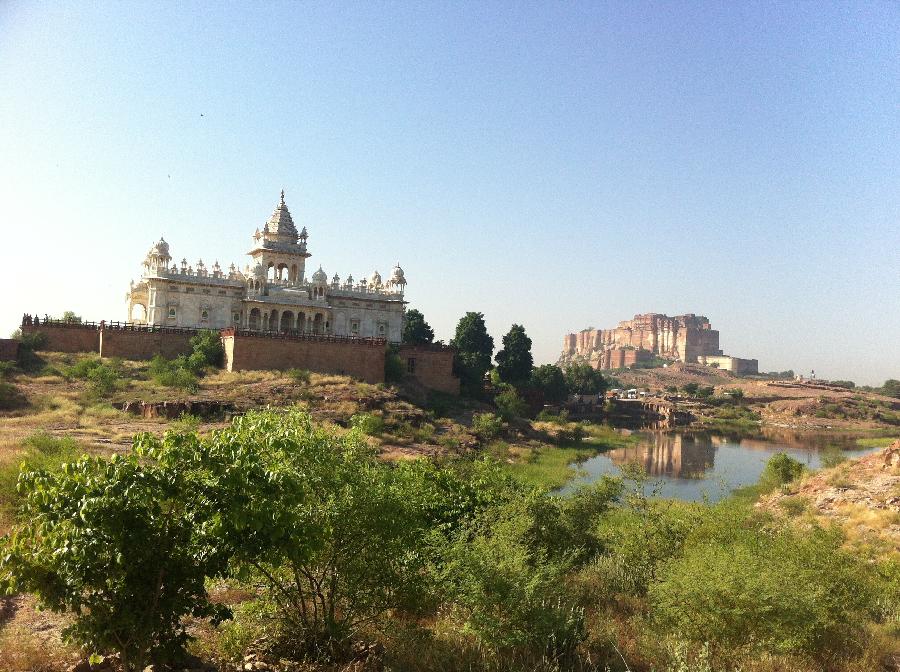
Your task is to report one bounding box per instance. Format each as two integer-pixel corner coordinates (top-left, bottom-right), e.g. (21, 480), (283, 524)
(125, 191), (407, 341)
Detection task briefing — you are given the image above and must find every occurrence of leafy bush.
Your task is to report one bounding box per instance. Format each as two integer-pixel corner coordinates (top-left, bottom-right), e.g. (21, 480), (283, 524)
(287, 368), (311, 384)
(189, 330), (224, 368)
(0, 451), (229, 671)
(350, 412), (384, 436)
(0, 360), (18, 379)
(434, 497), (585, 655)
(760, 452), (804, 491)
(494, 386), (529, 421)
(650, 524), (876, 659)
(536, 409), (569, 424)
(471, 412), (503, 441)
(385, 345), (404, 383)
(15, 331), (47, 371)
(0, 380), (26, 410)
(681, 382), (699, 396)
(149, 355), (199, 391)
(531, 364), (568, 404)
(563, 363), (607, 395)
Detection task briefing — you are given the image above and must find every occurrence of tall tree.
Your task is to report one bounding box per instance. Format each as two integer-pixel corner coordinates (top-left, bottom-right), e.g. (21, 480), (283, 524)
(495, 324), (533, 385)
(563, 363), (608, 396)
(402, 309), (435, 345)
(531, 364), (568, 404)
(450, 312), (494, 394)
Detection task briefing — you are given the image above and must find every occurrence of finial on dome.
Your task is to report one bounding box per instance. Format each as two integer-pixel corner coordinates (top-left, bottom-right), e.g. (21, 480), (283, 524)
(280, 189), (285, 205)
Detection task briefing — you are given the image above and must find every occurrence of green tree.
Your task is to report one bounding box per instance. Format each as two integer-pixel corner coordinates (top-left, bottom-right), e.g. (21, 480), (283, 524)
(531, 364), (568, 404)
(189, 329), (224, 367)
(880, 379), (900, 398)
(682, 382), (700, 396)
(495, 324), (533, 386)
(61, 310), (82, 323)
(402, 308), (435, 345)
(563, 363), (607, 396)
(168, 409), (438, 659)
(495, 386), (529, 421)
(0, 452), (229, 672)
(450, 312), (494, 395)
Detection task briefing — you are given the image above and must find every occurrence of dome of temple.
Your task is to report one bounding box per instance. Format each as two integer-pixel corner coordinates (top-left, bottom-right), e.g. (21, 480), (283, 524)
(390, 263), (406, 285)
(265, 190), (298, 238)
(312, 266), (328, 283)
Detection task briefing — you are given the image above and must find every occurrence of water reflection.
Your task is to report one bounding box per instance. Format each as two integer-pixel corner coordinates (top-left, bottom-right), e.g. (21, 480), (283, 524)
(566, 429), (883, 502)
(607, 433), (715, 479)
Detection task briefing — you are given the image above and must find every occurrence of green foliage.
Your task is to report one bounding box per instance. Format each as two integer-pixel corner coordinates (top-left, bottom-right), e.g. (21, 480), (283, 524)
(725, 387), (744, 401)
(530, 364), (568, 404)
(349, 412), (384, 436)
(878, 378), (900, 398)
(286, 368), (311, 384)
(0, 450), (229, 671)
(650, 522), (876, 659)
(536, 408), (570, 424)
(471, 412), (503, 441)
(160, 409), (440, 659)
(402, 308), (435, 345)
(450, 312), (495, 395)
(60, 310), (82, 323)
(830, 379), (855, 389)
(494, 386), (529, 421)
(820, 446), (847, 469)
(61, 357), (121, 398)
(494, 324), (533, 386)
(15, 331), (47, 371)
(189, 329), (224, 368)
(563, 363), (607, 396)
(0, 380), (26, 410)
(760, 452), (805, 491)
(681, 382), (699, 396)
(434, 496), (585, 655)
(695, 385), (714, 399)
(385, 344), (404, 382)
(148, 355), (199, 391)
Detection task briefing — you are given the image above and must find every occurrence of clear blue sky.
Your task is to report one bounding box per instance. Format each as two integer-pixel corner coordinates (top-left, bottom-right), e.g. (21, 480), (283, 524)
(1, 2), (897, 385)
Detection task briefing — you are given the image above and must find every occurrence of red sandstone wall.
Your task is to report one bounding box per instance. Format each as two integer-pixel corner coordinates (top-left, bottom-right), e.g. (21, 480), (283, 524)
(22, 324), (100, 353)
(397, 345), (460, 395)
(100, 330), (195, 360)
(0, 339), (20, 361)
(225, 334), (385, 384)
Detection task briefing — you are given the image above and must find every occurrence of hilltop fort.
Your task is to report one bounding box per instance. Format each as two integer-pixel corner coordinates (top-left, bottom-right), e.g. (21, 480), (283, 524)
(559, 312), (758, 374)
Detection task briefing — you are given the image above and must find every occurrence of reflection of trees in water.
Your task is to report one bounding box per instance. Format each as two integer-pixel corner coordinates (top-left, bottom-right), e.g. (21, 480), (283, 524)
(608, 433), (716, 479)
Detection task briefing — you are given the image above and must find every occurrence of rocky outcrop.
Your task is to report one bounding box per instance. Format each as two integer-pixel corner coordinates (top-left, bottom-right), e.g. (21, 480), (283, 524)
(559, 313), (723, 369)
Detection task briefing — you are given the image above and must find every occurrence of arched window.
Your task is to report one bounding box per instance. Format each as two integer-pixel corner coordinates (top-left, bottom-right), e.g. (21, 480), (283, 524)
(249, 308), (260, 330)
(131, 304), (147, 322)
(280, 310), (294, 333)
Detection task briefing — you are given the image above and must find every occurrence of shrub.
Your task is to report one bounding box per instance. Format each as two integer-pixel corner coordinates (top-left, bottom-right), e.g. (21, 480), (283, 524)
(350, 412), (384, 436)
(385, 345), (404, 383)
(287, 368), (311, 384)
(189, 330), (224, 368)
(0, 380), (26, 410)
(434, 496), (585, 655)
(650, 524), (876, 659)
(760, 452), (804, 491)
(0, 451), (230, 671)
(0, 360), (18, 379)
(471, 412), (503, 441)
(149, 355), (199, 391)
(495, 387), (529, 421)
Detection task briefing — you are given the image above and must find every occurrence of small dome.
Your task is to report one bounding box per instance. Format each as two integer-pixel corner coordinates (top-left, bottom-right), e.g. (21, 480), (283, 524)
(390, 263), (406, 285)
(369, 270), (382, 287)
(312, 265), (328, 283)
(151, 237), (170, 257)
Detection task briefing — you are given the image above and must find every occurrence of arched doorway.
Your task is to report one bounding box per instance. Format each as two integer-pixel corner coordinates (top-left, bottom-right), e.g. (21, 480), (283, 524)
(130, 304), (147, 323)
(269, 309), (279, 332)
(249, 308), (260, 330)
(297, 311), (306, 333)
(313, 313), (324, 334)
(281, 310), (294, 333)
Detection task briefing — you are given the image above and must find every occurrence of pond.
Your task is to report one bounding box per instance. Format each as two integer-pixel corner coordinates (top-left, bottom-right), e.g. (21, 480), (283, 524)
(563, 428), (885, 501)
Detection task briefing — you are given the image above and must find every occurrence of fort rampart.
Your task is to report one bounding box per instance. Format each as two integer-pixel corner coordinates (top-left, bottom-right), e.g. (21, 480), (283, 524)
(18, 315), (459, 393)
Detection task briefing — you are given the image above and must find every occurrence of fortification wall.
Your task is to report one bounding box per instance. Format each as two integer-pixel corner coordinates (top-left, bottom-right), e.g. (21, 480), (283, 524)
(21, 323), (100, 353)
(224, 331), (386, 384)
(397, 344), (460, 395)
(100, 329), (195, 360)
(0, 339), (20, 361)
